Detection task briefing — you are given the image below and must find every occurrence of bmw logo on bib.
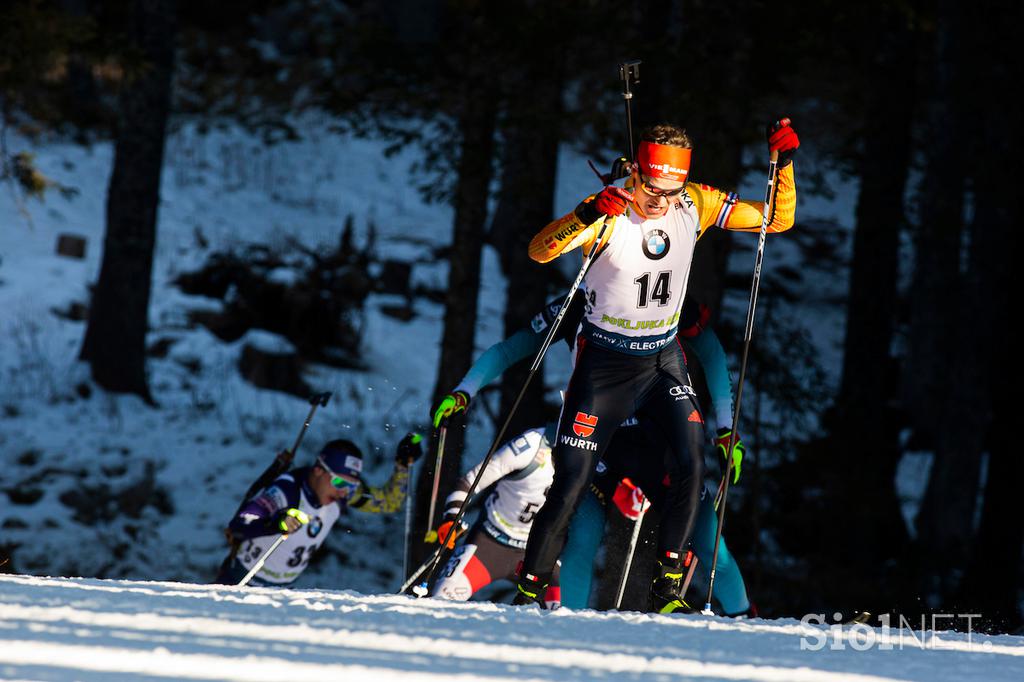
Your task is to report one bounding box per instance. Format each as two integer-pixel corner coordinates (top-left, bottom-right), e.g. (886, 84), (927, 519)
(308, 516), (324, 538)
(642, 229), (670, 260)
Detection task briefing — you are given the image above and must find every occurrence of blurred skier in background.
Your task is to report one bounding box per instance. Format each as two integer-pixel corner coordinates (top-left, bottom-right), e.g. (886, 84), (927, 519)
(215, 433), (422, 587)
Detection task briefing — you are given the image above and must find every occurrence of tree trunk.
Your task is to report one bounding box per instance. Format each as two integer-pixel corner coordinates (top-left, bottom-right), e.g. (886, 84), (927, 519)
(79, 0), (176, 403)
(911, 0), (985, 590)
(957, 194), (1018, 630)
(662, 1), (748, 317)
(408, 83), (498, 570)
(823, 2), (917, 603)
(954, 11), (1017, 631)
(903, 0), (964, 445)
(489, 40), (563, 438)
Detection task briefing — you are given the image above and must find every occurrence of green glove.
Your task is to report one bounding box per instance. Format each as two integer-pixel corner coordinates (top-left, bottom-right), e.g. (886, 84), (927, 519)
(275, 507), (310, 534)
(432, 390), (470, 428)
(714, 428), (745, 485)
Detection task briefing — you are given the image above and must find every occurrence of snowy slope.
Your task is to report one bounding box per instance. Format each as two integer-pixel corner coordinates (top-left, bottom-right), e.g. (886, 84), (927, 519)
(1, 115), (859, 595)
(2, 575), (1022, 682)
(0, 117), (522, 591)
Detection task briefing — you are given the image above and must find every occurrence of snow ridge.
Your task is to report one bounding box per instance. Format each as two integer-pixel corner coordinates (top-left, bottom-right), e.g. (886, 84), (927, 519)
(2, 575), (1022, 682)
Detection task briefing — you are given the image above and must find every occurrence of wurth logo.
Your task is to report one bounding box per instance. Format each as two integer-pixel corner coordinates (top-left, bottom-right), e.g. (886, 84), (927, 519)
(560, 434), (598, 452)
(553, 224), (581, 243)
(573, 412), (598, 438)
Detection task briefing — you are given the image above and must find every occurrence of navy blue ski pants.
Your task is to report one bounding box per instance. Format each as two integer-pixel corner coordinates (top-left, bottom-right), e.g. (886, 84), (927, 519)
(521, 339), (705, 583)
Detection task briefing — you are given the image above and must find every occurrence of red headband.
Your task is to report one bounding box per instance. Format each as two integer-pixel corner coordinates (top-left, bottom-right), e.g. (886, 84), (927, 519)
(637, 141), (691, 183)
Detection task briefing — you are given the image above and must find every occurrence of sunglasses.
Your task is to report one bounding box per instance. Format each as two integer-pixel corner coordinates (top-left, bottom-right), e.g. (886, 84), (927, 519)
(638, 175), (687, 198)
(317, 456), (361, 493)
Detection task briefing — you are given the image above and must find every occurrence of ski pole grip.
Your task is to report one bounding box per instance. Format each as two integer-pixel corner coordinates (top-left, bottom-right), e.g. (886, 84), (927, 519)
(310, 391), (332, 407)
(618, 60), (641, 163)
(618, 60), (641, 92)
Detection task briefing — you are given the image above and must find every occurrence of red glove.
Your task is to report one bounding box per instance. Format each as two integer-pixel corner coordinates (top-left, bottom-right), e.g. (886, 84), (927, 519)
(576, 186), (634, 225)
(612, 478), (651, 521)
(766, 118), (799, 167)
(678, 301), (712, 338)
(594, 186), (633, 216)
(432, 519), (466, 549)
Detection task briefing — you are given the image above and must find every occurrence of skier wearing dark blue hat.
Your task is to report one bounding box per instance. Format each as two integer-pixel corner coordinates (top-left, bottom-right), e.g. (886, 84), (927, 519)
(215, 433), (422, 587)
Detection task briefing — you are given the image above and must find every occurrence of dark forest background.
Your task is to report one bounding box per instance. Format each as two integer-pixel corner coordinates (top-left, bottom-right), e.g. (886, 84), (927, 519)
(1, 0), (1018, 632)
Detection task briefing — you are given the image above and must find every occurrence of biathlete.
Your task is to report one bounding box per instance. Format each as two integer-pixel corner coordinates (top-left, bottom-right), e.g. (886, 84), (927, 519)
(434, 294), (751, 613)
(216, 434), (422, 587)
(428, 426), (561, 609)
(513, 120), (798, 611)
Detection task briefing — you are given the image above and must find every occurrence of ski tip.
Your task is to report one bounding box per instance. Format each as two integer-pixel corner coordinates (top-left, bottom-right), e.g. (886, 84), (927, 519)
(846, 611), (872, 625)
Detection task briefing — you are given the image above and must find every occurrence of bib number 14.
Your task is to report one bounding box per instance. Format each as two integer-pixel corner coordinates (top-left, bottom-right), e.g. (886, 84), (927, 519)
(635, 271), (671, 308)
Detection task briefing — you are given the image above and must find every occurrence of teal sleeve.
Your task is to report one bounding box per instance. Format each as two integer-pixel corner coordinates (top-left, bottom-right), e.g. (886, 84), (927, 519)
(454, 328), (544, 399)
(691, 486), (750, 615)
(688, 328), (734, 431)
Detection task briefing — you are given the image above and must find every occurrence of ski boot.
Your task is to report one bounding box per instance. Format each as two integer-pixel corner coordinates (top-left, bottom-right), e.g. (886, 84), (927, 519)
(512, 571), (549, 609)
(649, 550), (697, 614)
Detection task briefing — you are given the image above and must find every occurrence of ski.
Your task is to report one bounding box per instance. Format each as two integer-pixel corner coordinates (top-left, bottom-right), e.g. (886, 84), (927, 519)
(845, 611), (872, 625)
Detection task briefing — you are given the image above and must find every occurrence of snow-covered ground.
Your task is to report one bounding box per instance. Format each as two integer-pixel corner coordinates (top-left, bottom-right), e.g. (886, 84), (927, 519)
(0, 116), (534, 590)
(4, 115), (858, 591)
(2, 115), (966, 681)
(2, 113), (993, 680)
(2, 574), (1022, 682)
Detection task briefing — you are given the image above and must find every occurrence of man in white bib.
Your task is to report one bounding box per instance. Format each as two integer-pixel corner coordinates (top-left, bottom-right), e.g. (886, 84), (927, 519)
(513, 120), (799, 612)
(216, 434), (422, 587)
(429, 426), (561, 608)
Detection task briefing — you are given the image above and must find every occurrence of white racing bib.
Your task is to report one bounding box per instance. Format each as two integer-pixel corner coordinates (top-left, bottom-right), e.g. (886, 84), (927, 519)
(483, 429), (555, 544)
(237, 485), (341, 585)
(582, 194), (701, 355)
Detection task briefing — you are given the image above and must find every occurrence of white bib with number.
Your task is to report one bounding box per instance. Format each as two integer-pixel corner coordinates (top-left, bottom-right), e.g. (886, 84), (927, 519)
(237, 486), (340, 585)
(581, 194), (701, 355)
(483, 430), (554, 543)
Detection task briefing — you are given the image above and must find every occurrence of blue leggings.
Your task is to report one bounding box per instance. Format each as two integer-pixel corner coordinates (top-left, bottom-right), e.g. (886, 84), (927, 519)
(560, 484), (750, 614)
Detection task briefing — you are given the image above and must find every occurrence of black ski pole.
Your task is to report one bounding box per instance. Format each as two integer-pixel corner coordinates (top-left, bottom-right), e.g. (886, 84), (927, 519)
(407, 61), (642, 596)
(401, 551), (435, 594)
(238, 391), (332, 503)
(289, 392), (333, 460)
(225, 392), (332, 561)
(410, 227), (608, 594)
(615, 506), (647, 609)
(703, 150), (780, 614)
